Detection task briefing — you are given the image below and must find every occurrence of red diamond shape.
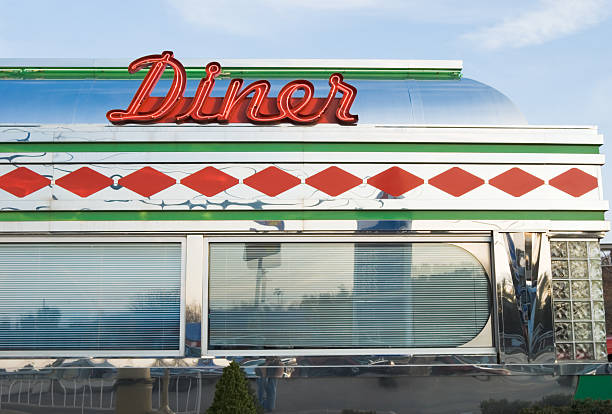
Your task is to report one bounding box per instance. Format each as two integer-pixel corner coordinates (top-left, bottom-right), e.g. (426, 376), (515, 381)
(0, 167), (51, 197)
(489, 168), (544, 197)
(549, 168), (598, 197)
(244, 166), (301, 197)
(55, 167), (113, 197)
(367, 167), (424, 197)
(181, 167), (238, 196)
(306, 166), (362, 196)
(118, 167), (176, 197)
(428, 167), (484, 197)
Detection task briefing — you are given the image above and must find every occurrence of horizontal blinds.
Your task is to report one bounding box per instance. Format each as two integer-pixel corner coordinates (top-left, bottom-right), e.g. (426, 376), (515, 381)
(209, 242), (490, 350)
(0, 243), (182, 351)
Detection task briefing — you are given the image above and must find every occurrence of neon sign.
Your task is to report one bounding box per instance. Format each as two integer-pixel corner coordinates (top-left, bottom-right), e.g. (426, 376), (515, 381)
(107, 51), (358, 125)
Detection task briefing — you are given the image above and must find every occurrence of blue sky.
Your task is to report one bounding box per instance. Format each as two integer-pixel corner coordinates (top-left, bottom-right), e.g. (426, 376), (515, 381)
(1, 0), (611, 236)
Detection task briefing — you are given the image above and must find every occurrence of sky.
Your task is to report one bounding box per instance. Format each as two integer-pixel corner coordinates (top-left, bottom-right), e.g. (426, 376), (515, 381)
(1, 0), (611, 237)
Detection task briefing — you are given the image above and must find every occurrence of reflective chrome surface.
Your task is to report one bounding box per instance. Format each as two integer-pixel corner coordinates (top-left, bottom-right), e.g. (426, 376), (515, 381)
(0, 78), (526, 125)
(495, 233), (554, 363)
(0, 367), (583, 414)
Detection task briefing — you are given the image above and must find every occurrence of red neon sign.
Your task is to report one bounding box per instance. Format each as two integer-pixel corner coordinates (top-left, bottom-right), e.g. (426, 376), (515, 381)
(107, 51), (358, 125)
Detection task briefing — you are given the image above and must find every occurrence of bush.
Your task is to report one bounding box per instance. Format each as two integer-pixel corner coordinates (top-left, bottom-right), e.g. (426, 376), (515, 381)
(207, 361), (261, 414)
(521, 398), (612, 413)
(480, 398), (531, 414)
(481, 396), (612, 414)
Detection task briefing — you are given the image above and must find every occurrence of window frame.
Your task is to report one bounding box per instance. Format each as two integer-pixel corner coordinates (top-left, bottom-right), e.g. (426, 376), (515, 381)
(203, 235), (495, 357)
(0, 236), (186, 358)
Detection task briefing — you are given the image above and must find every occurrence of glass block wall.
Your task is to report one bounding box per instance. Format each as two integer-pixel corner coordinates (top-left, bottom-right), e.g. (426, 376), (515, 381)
(551, 240), (607, 361)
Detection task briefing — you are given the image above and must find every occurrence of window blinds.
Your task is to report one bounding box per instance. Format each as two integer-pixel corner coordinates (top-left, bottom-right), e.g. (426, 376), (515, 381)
(0, 242), (182, 352)
(209, 242), (490, 350)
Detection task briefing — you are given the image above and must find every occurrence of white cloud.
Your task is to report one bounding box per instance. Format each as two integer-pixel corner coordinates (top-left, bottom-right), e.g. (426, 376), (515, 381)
(464, 0), (610, 50)
(165, 1), (537, 34)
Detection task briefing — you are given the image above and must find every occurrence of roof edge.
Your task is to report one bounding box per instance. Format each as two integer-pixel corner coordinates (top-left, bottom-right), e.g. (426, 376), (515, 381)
(0, 58), (463, 69)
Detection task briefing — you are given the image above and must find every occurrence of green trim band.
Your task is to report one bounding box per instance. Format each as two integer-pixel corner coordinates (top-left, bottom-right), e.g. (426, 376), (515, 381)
(0, 210), (603, 222)
(0, 67), (461, 81)
(0, 142), (600, 154)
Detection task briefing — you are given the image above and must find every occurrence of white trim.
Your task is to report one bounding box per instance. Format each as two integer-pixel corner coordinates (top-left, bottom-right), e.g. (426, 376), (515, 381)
(185, 235), (205, 344)
(0, 58), (463, 70)
(202, 238), (209, 357)
(208, 235), (491, 243)
(0, 236), (185, 243)
(0, 124), (602, 145)
(8, 151), (601, 165)
(0, 350), (184, 358)
(0, 236), (187, 358)
(0, 220), (606, 233)
(179, 240), (186, 355)
(205, 347), (496, 357)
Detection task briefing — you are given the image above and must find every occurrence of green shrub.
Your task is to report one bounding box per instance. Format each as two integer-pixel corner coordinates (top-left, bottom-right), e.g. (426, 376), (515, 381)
(521, 398), (612, 413)
(481, 398), (531, 414)
(207, 361), (261, 414)
(482, 396), (612, 413)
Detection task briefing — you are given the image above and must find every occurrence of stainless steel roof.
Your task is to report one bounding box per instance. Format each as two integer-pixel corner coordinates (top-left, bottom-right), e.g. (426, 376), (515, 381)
(0, 77), (526, 125)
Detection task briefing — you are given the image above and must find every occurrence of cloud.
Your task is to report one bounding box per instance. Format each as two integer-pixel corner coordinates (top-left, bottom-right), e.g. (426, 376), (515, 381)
(165, 1), (537, 35)
(463, 0), (611, 50)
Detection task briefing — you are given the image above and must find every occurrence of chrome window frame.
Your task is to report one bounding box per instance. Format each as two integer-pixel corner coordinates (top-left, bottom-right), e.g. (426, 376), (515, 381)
(203, 235), (495, 357)
(0, 236), (186, 358)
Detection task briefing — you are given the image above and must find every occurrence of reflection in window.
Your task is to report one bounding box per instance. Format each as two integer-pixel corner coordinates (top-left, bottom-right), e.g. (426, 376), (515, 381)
(0, 243), (182, 351)
(208, 242), (490, 350)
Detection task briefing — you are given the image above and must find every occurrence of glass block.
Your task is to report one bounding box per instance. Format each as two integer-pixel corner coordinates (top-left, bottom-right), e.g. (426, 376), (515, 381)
(554, 301), (571, 320)
(551, 241), (568, 258)
(570, 260), (588, 279)
(591, 280), (603, 300)
(589, 260), (602, 279)
(573, 322), (592, 340)
(594, 321), (607, 342)
(588, 241), (600, 258)
(575, 343), (594, 360)
(569, 241), (587, 258)
(552, 260), (569, 278)
(556, 343), (574, 360)
(555, 321), (572, 341)
(553, 280), (570, 299)
(593, 301), (605, 321)
(572, 302), (591, 320)
(571, 280), (590, 299)
(596, 343), (608, 360)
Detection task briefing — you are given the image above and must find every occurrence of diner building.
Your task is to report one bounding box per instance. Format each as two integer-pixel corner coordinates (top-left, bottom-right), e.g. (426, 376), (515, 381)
(0, 54), (609, 413)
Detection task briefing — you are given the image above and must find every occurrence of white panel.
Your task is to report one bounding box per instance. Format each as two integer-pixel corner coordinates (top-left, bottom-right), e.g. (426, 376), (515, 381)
(0, 124), (602, 144)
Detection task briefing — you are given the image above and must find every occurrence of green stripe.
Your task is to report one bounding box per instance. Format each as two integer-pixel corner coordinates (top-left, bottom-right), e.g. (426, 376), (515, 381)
(0, 67), (461, 81)
(0, 210), (603, 221)
(0, 142), (599, 154)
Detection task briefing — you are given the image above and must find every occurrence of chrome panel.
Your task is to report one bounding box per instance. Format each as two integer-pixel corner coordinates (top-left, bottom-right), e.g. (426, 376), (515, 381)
(0, 78), (526, 125)
(0, 356), (610, 374)
(532, 236), (554, 362)
(494, 232), (526, 362)
(495, 233), (554, 364)
(0, 369), (580, 414)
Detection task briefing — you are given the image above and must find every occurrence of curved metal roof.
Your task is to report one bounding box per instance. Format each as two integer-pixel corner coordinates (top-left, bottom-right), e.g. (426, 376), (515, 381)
(0, 77), (526, 125)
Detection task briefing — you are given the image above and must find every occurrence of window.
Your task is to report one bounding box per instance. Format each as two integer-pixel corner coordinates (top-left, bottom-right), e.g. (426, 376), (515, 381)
(0, 240), (183, 356)
(207, 239), (491, 353)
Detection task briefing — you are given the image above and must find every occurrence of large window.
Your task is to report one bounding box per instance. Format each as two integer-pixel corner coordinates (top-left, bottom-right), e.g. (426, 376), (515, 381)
(0, 240), (183, 355)
(208, 239), (491, 352)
